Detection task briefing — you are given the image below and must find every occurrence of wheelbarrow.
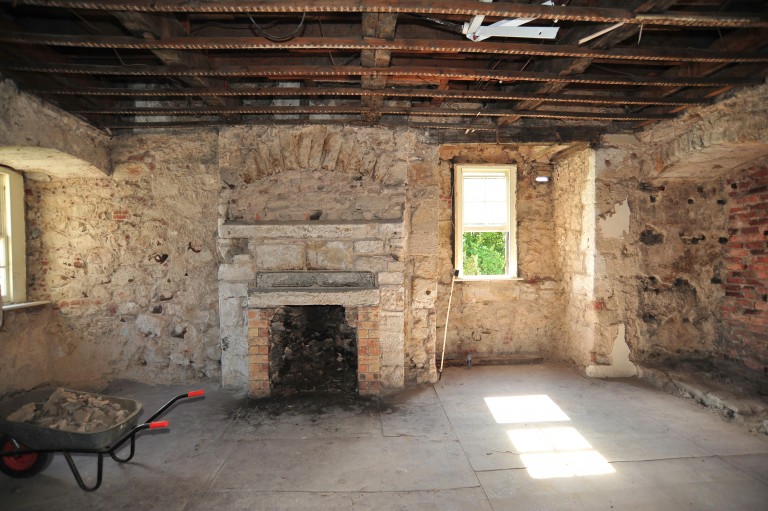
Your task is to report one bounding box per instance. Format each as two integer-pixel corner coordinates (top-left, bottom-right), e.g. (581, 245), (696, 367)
(0, 387), (204, 491)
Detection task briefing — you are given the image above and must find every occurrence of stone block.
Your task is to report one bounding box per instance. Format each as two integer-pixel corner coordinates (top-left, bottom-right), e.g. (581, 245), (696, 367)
(253, 243), (305, 270)
(219, 297), (245, 328)
(380, 285), (405, 312)
(408, 231), (440, 256)
(413, 256), (439, 279)
(379, 364), (404, 389)
(219, 255), (256, 282)
(136, 313), (163, 337)
(378, 271), (404, 285)
(307, 241), (352, 270)
(410, 199), (439, 231)
(219, 281), (248, 300)
(354, 256), (388, 272)
(412, 278), (437, 308)
(354, 240), (384, 254)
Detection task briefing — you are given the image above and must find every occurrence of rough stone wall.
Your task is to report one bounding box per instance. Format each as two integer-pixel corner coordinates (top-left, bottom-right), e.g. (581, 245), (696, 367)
(0, 307), (60, 394)
(10, 132), (221, 395)
(592, 139), (729, 370)
(552, 147), (596, 366)
(404, 141), (440, 384)
(718, 164), (768, 375)
(436, 144), (562, 361)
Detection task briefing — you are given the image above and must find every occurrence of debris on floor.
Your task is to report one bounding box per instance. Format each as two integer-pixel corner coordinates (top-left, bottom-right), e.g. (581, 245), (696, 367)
(6, 388), (130, 433)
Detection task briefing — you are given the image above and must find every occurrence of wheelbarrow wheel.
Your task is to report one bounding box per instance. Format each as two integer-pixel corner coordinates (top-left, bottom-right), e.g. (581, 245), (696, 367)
(0, 435), (52, 478)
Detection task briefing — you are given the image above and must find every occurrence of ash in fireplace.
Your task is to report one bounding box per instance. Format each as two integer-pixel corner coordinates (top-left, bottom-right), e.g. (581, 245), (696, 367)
(269, 305), (358, 396)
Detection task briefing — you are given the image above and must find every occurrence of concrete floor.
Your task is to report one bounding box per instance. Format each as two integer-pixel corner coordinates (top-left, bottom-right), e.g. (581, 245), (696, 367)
(2, 364), (768, 510)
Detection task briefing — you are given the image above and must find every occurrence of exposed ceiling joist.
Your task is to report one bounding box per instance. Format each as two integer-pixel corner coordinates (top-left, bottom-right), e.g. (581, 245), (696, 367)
(1, 0), (766, 135)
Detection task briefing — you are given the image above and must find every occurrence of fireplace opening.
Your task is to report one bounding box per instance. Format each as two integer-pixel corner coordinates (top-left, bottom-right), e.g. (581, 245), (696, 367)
(269, 305), (358, 396)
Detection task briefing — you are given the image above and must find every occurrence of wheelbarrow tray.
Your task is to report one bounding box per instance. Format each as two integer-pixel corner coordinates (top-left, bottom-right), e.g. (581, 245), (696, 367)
(0, 387), (142, 451)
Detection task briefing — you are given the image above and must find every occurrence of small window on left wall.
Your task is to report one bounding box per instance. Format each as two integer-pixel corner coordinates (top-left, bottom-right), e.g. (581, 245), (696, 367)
(0, 167), (26, 304)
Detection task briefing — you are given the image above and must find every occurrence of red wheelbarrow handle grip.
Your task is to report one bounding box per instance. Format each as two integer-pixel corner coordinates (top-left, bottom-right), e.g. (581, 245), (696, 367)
(149, 421), (169, 429)
(187, 390), (205, 398)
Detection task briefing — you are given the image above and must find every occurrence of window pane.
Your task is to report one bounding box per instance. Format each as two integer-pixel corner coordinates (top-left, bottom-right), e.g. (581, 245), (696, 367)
(463, 173), (508, 228)
(462, 232), (508, 276)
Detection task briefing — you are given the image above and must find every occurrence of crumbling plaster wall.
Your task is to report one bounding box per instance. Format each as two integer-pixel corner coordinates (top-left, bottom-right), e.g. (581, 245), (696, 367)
(436, 144), (562, 361)
(6, 132), (221, 396)
(593, 140), (728, 370)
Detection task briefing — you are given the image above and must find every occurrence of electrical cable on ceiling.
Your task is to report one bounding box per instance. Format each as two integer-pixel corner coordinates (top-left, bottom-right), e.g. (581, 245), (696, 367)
(409, 14), (463, 32)
(247, 13), (307, 42)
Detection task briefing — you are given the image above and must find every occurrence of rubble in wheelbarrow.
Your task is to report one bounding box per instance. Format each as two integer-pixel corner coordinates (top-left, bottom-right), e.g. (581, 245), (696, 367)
(5, 388), (130, 433)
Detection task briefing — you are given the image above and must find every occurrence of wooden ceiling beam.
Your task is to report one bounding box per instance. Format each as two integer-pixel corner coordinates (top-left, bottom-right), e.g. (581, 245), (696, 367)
(2, 0), (765, 28)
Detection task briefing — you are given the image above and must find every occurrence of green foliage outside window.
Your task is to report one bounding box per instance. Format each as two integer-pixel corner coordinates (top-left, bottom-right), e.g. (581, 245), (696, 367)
(462, 232), (507, 276)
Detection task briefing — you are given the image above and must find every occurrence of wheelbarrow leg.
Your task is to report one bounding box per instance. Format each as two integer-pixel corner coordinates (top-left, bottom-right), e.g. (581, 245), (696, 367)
(108, 432), (137, 463)
(63, 452), (103, 492)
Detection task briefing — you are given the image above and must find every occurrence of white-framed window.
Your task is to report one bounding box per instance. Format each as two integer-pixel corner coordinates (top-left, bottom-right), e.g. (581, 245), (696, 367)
(454, 164), (517, 279)
(0, 166), (26, 304)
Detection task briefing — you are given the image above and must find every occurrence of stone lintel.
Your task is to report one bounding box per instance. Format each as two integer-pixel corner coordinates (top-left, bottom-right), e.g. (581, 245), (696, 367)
(248, 288), (380, 308)
(219, 219), (403, 240)
(255, 271), (376, 289)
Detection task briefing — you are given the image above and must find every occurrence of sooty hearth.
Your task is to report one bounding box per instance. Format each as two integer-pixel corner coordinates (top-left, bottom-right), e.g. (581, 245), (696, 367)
(269, 305), (358, 396)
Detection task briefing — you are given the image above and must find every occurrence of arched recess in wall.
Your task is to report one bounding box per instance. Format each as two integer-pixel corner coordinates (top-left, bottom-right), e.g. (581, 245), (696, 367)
(0, 146), (109, 179)
(222, 127), (408, 223)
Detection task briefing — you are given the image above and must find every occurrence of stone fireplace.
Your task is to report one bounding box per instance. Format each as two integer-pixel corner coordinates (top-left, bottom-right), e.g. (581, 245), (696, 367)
(218, 220), (405, 398)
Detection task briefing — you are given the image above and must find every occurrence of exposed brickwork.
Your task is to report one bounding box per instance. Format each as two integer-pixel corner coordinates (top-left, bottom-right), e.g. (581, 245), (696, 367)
(247, 308), (276, 398)
(718, 166), (768, 373)
(357, 306), (382, 396)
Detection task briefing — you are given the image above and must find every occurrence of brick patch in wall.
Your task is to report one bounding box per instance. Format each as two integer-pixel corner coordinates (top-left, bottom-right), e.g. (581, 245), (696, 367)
(719, 166), (768, 372)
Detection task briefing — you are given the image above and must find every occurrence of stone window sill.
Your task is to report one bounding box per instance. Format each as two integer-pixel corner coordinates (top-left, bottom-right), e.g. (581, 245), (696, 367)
(2, 300), (51, 311)
(455, 277), (524, 282)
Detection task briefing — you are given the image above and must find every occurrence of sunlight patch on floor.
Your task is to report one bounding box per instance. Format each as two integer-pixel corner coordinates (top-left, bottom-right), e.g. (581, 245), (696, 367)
(486, 395), (616, 480)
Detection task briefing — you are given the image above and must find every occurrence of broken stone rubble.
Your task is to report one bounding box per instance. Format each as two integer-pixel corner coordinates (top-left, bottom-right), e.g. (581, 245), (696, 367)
(6, 388), (131, 433)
